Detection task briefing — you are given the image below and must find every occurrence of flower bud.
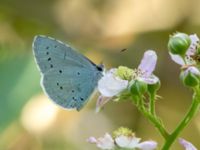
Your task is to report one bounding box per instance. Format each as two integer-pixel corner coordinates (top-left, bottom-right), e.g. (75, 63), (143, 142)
(180, 70), (199, 87)
(168, 33), (191, 56)
(130, 80), (147, 96)
(147, 80), (161, 94)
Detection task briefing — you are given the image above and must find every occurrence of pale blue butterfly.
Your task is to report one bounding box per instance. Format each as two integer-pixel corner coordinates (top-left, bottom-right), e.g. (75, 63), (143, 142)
(33, 35), (103, 110)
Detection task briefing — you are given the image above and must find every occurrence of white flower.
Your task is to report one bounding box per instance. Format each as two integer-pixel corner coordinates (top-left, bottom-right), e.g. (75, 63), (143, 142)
(115, 135), (157, 150)
(170, 34), (200, 66)
(115, 135), (141, 148)
(96, 50), (159, 111)
(88, 130), (157, 150)
(98, 50), (159, 97)
(136, 50), (159, 84)
(87, 133), (115, 150)
(98, 69), (128, 97)
(96, 69), (129, 112)
(179, 138), (197, 150)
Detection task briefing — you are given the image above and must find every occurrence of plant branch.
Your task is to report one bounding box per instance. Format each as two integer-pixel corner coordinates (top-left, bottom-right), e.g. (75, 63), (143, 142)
(161, 92), (200, 149)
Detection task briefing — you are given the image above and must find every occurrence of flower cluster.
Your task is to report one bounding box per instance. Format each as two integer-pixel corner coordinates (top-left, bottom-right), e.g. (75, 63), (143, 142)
(96, 50), (159, 111)
(87, 127), (157, 150)
(87, 129), (198, 150)
(87, 32), (200, 150)
(168, 33), (200, 87)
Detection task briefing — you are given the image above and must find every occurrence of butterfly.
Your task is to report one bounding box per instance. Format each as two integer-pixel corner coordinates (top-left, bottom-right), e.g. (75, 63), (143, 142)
(33, 35), (103, 111)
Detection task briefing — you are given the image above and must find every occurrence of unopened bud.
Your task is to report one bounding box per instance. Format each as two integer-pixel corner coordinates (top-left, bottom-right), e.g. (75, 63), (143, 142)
(130, 80), (147, 96)
(180, 68), (199, 87)
(147, 80), (161, 94)
(168, 33), (191, 56)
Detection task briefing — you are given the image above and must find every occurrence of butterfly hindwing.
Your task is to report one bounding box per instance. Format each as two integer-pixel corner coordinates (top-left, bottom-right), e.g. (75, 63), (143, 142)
(42, 66), (101, 110)
(33, 35), (103, 110)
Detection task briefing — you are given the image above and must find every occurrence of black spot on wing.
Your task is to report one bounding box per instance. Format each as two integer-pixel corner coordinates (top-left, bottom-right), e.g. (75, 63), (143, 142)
(72, 97), (77, 101)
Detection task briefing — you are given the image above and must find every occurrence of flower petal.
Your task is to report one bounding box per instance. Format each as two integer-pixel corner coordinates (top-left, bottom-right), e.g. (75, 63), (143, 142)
(87, 137), (97, 143)
(138, 50), (157, 76)
(184, 66), (200, 76)
(186, 34), (199, 56)
(97, 133), (115, 150)
(169, 52), (185, 65)
(179, 138), (197, 150)
(98, 69), (128, 97)
(138, 74), (159, 84)
(128, 137), (142, 148)
(115, 135), (141, 148)
(137, 140), (157, 150)
(96, 96), (111, 112)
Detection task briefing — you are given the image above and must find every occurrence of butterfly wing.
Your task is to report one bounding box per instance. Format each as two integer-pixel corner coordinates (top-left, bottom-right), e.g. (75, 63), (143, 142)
(33, 35), (103, 110)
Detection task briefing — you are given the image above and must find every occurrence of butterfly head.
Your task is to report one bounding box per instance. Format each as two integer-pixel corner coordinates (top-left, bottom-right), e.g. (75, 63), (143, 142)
(96, 63), (105, 72)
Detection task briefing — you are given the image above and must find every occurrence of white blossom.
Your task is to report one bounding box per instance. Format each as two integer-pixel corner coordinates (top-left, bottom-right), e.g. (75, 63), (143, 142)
(98, 69), (128, 97)
(88, 132), (157, 150)
(87, 133), (115, 150)
(115, 135), (141, 148)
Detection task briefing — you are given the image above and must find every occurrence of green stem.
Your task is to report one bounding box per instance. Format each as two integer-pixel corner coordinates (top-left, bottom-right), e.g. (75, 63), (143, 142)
(132, 95), (169, 139)
(149, 93), (156, 116)
(162, 94), (200, 149)
(140, 107), (169, 139)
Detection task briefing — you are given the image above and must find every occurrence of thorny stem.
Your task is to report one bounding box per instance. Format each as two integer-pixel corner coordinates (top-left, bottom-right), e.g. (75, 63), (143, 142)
(140, 107), (169, 139)
(137, 96), (169, 139)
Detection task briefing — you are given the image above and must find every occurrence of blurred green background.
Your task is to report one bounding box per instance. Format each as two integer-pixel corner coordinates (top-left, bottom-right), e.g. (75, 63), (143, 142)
(0, 0), (200, 149)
